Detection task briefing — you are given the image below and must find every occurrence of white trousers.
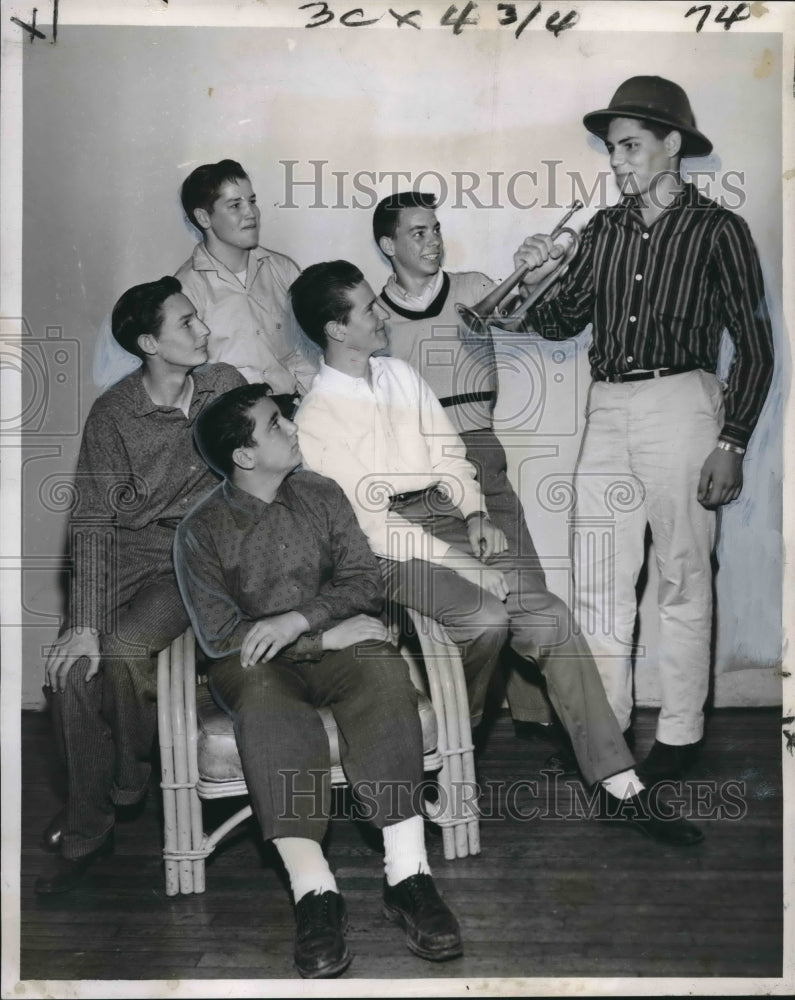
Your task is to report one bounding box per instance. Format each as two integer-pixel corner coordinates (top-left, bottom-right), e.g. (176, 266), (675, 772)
(572, 370), (723, 745)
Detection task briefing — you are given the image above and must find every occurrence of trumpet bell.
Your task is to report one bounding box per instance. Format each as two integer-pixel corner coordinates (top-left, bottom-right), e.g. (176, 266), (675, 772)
(455, 302), (494, 339)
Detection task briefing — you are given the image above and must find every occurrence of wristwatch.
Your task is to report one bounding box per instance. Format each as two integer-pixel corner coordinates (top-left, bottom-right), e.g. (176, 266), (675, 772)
(717, 440), (746, 456)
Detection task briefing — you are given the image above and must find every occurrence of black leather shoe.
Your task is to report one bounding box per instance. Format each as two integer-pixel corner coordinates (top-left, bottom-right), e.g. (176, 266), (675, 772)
(514, 720), (581, 777)
(293, 890), (351, 979)
(595, 786), (704, 846)
(637, 739), (701, 783)
(383, 873), (463, 961)
(513, 721), (558, 743)
(544, 745), (580, 778)
(40, 810), (66, 853)
(34, 833), (114, 893)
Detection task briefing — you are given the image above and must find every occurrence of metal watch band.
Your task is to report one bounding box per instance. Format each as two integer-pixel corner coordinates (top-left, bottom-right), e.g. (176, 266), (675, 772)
(717, 440), (746, 455)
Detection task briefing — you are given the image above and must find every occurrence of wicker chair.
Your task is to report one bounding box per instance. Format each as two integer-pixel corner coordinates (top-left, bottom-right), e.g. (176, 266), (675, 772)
(156, 610), (479, 897)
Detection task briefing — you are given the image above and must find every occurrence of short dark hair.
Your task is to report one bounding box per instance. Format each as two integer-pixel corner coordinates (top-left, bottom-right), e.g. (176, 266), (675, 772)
(372, 191), (438, 245)
(111, 275), (183, 359)
(638, 118), (678, 143)
(601, 117), (676, 143)
(603, 117), (681, 155)
(289, 261), (364, 351)
(180, 159), (250, 230)
(194, 382), (279, 477)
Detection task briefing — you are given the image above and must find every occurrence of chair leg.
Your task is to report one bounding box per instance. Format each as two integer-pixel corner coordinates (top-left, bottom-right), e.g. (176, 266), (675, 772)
(446, 642), (480, 856)
(169, 632), (195, 894)
(433, 639), (471, 859)
(157, 644), (180, 897)
(181, 630), (206, 894)
(397, 625), (455, 858)
(405, 609), (481, 860)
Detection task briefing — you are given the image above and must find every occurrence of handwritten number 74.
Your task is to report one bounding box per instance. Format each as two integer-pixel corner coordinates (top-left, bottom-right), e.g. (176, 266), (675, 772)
(685, 3), (751, 32)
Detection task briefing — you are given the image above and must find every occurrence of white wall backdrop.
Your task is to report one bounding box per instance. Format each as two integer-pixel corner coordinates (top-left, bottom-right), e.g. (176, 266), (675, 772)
(19, 20), (784, 708)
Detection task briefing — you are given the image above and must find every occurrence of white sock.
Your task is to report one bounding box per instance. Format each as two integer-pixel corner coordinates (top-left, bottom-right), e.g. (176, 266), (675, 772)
(273, 837), (338, 904)
(600, 769), (646, 801)
(382, 815), (431, 887)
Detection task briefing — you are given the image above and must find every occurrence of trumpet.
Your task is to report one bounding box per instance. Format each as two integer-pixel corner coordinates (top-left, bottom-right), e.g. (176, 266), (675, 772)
(456, 200), (583, 336)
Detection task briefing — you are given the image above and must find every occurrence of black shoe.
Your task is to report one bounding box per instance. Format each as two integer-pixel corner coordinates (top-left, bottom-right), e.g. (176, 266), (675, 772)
(34, 833), (114, 893)
(40, 810), (66, 854)
(595, 786), (704, 846)
(514, 720), (581, 777)
(383, 873), (463, 961)
(637, 739), (701, 783)
(293, 890), (351, 979)
(513, 720), (558, 743)
(544, 745), (580, 778)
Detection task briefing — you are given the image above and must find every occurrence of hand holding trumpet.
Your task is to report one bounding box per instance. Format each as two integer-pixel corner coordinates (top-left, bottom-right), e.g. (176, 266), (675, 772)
(455, 202), (583, 336)
(513, 232), (572, 290)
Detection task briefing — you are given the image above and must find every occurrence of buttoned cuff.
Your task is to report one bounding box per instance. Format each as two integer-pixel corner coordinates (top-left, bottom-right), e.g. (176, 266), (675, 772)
(719, 422), (752, 449)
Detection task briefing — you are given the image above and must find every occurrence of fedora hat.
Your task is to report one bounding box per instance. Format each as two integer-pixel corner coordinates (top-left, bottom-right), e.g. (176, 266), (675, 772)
(583, 76), (712, 157)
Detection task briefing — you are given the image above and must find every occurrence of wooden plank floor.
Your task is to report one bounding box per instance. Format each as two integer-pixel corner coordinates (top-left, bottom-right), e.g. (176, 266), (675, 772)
(18, 707), (783, 983)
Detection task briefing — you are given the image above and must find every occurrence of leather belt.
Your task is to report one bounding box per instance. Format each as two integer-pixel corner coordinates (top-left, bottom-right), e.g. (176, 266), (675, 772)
(390, 486), (443, 506)
(439, 390), (496, 408)
(596, 365), (698, 384)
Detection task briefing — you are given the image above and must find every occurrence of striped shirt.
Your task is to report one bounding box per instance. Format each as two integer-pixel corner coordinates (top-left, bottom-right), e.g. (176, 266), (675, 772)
(526, 183), (774, 447)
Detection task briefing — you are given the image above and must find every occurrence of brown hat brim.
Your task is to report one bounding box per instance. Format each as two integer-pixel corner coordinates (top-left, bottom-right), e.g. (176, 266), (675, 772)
(583, 107), (713, 158)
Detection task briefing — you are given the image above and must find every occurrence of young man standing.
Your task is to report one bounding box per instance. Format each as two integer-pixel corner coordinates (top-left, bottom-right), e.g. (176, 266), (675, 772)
(175, 158), (319, 391)
(94, 161), (319, 393)
(291, 260), (703, 848)
(174, 383), (462, 978)
(373, 191), (556, 741)
(37, 277), (245, 893)
(514, 76), (775, 781)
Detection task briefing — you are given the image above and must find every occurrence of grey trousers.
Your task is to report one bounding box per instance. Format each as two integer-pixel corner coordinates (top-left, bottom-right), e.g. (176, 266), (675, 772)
(383, 482), (635, 785)
(49, 526), (189, 858)
(208, 639), (424, 842)
(461, 427), (554, 725)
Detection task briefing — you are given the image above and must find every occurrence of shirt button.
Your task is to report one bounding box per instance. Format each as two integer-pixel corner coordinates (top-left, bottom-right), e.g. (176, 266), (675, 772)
(642, 232), (650, 240)
(629, 316), (637, 323)
(280, 543), (287, 550)
(276, 323), (282, 330)
(635, 274), (642, 281)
